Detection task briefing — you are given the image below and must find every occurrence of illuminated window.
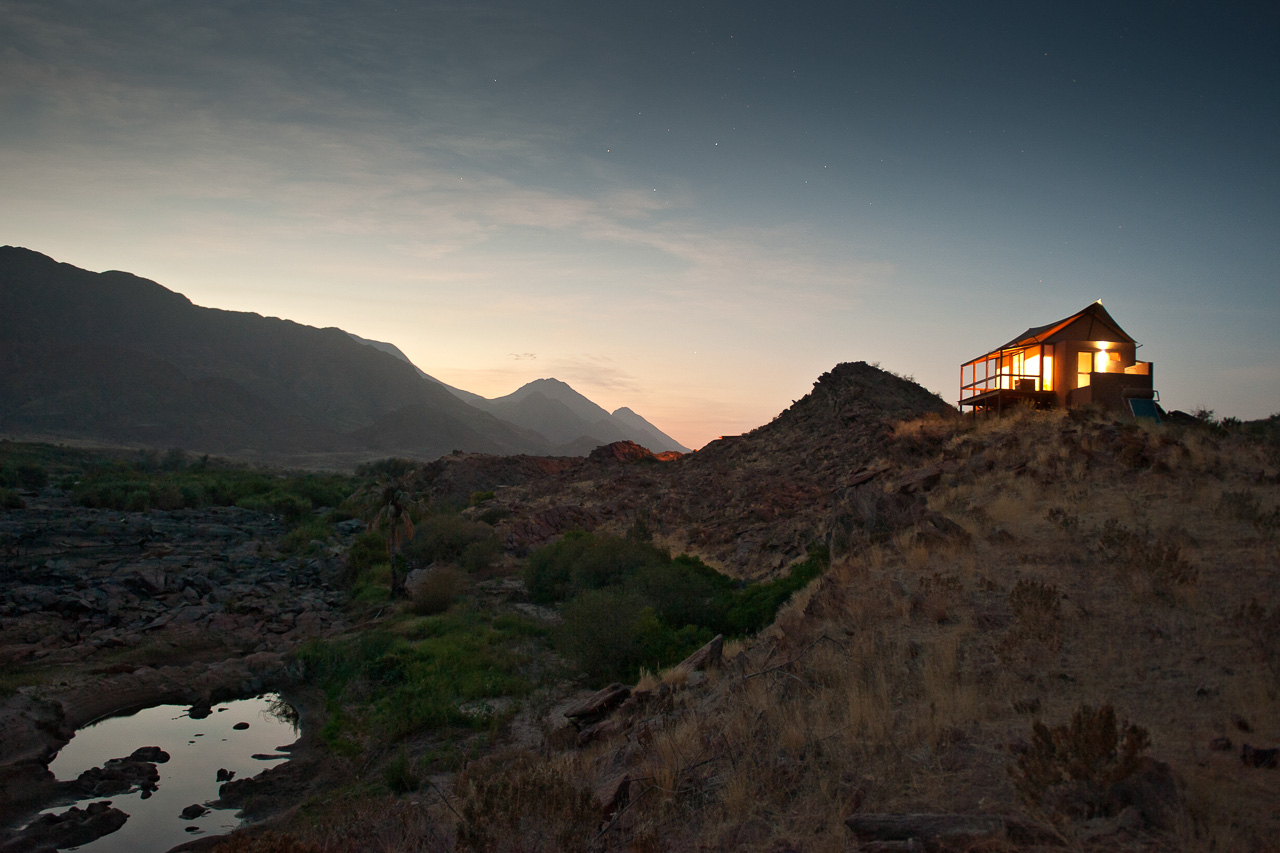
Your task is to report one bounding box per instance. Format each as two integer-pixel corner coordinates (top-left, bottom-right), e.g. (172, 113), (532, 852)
(1077, 352), (1092, 388)
(1095, 350), (1120, 373)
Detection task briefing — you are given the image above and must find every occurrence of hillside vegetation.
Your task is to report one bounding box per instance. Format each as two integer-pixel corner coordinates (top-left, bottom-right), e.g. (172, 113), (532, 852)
(202, 386), (1278, 851)
(2, 363), (1277, 852)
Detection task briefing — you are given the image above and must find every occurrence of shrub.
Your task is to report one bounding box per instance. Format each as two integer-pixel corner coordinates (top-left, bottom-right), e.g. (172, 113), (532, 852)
(383, 750), (421, 794)
(16, 463), (47, 491)
(297, 611), (537, 739)
(556, 588), (705, 684)
(1009, 578), (1061, 624)
(1011, 704), (1150, 818)
(477, 506), (511, 525)
(410, 566), (466, 615)
(355, 457), (419, 478)
(913, 571), (965, 624)
(280, 518), (332, 555)
(524, 531), (670, 604)
(236, 490), (311, 522)
(1095, 519), (1197, 598)
(628, 554), (734, 629)
(722, 546), (828, 635)
(455, 750), (596, 853)
(1003, 578), (1062, 650)
(403, 514), (500, 571)
(0, 488), (24, 510)
(346, 530), (388, 575)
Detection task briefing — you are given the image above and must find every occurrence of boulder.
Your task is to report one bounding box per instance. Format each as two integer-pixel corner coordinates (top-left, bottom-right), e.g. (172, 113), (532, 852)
(127, 747), (169, 763)
(179, 803), (208, 820)
(564, 684), (631, 723)
(12, 801), (128, 849)
(1105, 757), (1185, 831)
(1242, 744), (1279, 769)
(672, 635), (724, 675)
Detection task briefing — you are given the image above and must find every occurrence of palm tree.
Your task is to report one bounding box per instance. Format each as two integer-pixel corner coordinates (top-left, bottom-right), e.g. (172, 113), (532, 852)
(358, 474), (422, 598)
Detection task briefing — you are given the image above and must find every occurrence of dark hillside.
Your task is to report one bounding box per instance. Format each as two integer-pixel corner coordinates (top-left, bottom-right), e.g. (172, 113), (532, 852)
(0, 247), (554, 462)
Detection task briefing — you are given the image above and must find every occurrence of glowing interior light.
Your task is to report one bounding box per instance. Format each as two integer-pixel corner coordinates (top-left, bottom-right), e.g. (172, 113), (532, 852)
(1094, 347), (1120, 374)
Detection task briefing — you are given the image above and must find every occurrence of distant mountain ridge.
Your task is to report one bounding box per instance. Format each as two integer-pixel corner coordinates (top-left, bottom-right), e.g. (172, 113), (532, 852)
(0, 247), (564, 464)
(475, 378), (690, 454)
(349, 337), (690, 453)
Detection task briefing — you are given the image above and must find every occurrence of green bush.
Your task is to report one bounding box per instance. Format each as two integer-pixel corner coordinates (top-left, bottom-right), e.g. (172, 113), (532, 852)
(0, 488), (25, 510)
(16, 463), (47, 491)
(526, 535), (830, 683)
(383, 750), (421, 794)
(555, 588), (709, 684)
(236, 490), (311, 522)
(280, 518), (333, 555)
(403, 514), (500, 570)
(297, 610), (538, 739)
(347, 530), (388, 574)
(721, 545), (828, 635)
(628, 554), (735, 629)
(63, 460), (356, 519)
(410, 566), (466, 615)
(524, 531), (668, 604)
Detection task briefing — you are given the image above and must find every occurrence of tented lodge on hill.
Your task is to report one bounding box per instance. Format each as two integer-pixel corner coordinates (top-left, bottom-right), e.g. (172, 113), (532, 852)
(959, 301), (1159, 418)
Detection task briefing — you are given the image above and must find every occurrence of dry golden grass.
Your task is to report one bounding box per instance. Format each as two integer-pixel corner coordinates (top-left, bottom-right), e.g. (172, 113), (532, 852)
(244, 411), (1277, 852)
(566, 411), (1280, 851)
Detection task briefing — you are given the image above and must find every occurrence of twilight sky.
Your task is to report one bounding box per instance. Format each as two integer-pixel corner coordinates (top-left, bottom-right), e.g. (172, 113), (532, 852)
(2, 1), (1277, 448)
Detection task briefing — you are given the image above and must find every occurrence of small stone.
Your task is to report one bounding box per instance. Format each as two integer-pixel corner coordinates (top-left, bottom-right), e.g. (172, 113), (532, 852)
(232, 722), (250, 730)
(180, 803), (208, 820)
(1242, 744), (1279, 769)
(128, 746), (170, 763)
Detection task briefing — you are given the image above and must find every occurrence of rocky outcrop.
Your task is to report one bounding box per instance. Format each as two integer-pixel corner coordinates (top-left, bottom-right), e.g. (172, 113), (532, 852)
(0, 801), (129, 851)
(0, 491), (344, 827)
(474, 362), (957, 576)
(0, 496), (350, 670)
(587, 441), (662, 465)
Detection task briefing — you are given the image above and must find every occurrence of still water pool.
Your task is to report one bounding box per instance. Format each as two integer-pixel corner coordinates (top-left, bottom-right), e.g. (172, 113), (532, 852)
(40, 694), (299, 852)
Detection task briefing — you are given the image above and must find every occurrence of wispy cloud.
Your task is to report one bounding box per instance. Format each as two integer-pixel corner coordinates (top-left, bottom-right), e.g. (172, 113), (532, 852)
(547, 355), (641, 394)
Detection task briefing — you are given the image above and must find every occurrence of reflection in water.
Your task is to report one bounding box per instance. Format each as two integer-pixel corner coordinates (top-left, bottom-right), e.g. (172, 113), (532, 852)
(38, 694), (299, 852)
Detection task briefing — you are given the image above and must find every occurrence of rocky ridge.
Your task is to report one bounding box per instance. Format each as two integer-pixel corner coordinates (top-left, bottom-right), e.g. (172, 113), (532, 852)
(427, 362), (956, 576)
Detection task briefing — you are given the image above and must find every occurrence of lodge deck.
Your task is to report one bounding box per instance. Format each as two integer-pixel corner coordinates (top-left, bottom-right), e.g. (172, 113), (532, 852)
(961, 388), (1058, 412)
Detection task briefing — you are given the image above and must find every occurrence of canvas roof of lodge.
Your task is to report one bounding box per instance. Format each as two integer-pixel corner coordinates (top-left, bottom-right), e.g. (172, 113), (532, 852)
(995, 300), (1136, 351)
